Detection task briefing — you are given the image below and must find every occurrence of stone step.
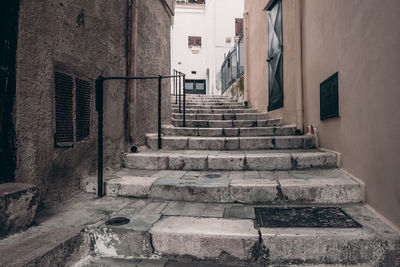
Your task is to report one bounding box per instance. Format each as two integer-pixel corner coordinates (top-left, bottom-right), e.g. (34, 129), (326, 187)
(88, 202), (399, 266)
(172, 94), (230, 99)
(172, 108), (258, 114)
(171, 100), (239, 104)
(172, 104), (245, 109)
(145, 134), (315, 150)
(172, 118), (282, 128)
(162, 125), (297, 137)
(172, 112), (268, 121)
(83, 169), (362, 204)
(123, 149), (338, 171)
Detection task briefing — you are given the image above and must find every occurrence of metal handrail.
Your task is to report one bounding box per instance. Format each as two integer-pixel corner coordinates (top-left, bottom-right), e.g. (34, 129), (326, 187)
(95, 71), (186, 197)
(221, 34), (244, 93)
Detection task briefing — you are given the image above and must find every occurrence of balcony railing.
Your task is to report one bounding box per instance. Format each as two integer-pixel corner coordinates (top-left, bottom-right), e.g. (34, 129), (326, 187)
(221, 34), (244, 94)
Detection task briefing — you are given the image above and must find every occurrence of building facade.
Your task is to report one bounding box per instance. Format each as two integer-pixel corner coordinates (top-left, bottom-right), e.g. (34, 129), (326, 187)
(171, 0), (244, 95)
(243, 0), (400, 228)
(0, 0), (174, 204)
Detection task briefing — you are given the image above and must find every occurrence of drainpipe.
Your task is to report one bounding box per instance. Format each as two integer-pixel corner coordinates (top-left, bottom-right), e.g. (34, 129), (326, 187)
(128, 0), (137, 143)
(295, 0), (304, 133)
(243, 10), (249, 103)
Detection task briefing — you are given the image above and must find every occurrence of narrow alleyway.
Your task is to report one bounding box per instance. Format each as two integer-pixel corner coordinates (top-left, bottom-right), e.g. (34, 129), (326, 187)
(0, 94), (398, 266)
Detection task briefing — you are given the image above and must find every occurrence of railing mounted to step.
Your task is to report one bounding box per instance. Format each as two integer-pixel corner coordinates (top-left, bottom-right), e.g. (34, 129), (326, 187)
(95, 71), (186, 197)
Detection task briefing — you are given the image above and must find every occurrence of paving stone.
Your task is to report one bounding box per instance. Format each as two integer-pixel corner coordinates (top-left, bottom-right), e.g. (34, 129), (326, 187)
(245, 154), (292, 170)
(151, 170), (187, 179)
(228, 171), (244, 179)
(150, 216), (259, 261)
(223, 206), (255, 219)
(162, 202), (226, 217)
(208, 154), (245, 170)
(243, 171), (260, 179)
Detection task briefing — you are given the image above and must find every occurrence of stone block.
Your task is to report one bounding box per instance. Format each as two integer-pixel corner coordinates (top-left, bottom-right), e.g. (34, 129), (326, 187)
(223, 128), (239, 137)
(229, 179), (278, 203)
(208, 120), (232, 128)
(208, 155), (245, 171)
(274, 126), (296, 136)
(0, 183), (40, 237)
(274, 136), (290, 149)
(240, 137), (274, 150)
(168, 155), (207, 171)
(106, 176), (159, 197)
(198, 128), (223, 137)
(224, 137), (240, 150)
(150, 217), (259, 261)
(162, 137), (189, 150)
(188, 137), (225, 150)
(291, 152), (337, 169)
(124, 153), (169, 170)
(245, 154), (292, 170)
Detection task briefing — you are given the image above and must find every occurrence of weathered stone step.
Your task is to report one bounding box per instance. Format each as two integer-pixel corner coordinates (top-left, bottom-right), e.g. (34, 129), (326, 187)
(172, 112), (268, 121)
(123, 149), (338, 171)
(145, 134), (315, 150)
(88, 202), (399, 266)
(172, 94), (230, 99)
(172, 118), (282, 128)
(172, 104), (244, 109)
(172, 108), (257, 114)
(171, 100), (239, 104)
(162, 125), (296, 137)
(85, 169), (362, 204)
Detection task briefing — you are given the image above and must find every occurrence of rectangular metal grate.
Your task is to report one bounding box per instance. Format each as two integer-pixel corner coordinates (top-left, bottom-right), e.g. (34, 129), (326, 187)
(75, 78), (91, 142)
(320, 72), (339, 120)
(54, 72), (73, 146)
(255, 207), (362, 228)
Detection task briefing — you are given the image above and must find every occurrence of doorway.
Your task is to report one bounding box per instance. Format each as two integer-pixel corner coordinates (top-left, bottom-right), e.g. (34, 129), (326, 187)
(0, 0), (19, 183)
(266, 0), (283, 111)
(185, 79), (206, 94)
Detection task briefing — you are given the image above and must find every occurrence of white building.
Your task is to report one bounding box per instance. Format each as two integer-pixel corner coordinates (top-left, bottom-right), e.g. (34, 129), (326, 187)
(171, 0), (244, 95)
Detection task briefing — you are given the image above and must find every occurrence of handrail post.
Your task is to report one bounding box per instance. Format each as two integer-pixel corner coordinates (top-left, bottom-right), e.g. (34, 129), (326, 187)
(178, 72), (182, 113)
(95, 76), (104, 198)
(175, 70), (178, 104)
(183, 74), (186, 127)
(158, 75), (162, 149)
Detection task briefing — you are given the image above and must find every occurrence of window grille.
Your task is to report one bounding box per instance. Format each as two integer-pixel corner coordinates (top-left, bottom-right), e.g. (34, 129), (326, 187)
(188, 36), (201, 47)
(54, 72), (74, 146)
(54, 71), (91, 147)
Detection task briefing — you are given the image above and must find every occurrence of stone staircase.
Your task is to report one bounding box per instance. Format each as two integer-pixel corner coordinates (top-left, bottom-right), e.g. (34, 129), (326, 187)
(82, 94), (399, 266)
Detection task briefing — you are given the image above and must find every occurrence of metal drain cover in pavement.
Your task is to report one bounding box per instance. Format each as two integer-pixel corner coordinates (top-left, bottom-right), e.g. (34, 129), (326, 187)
(254, 207), (362, 228)
(204, 174), (222, 178)
(105, 217), (130, 226)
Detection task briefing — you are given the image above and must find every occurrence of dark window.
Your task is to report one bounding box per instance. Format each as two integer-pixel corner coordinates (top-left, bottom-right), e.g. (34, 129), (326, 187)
(188, 36), (201, 47)
(75, 78), (91, 141)
(235, 18), (243, 36)
(54, 72), (74, 147)
(320, 72), (339, 120)
(54, 71), (91, 147)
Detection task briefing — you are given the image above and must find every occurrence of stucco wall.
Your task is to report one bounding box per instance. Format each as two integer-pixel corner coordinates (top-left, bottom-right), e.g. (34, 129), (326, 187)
(131, 0), (173, 145)
(15, 0), (129, 203)
(244, 0), (300, 127)
(301, 0), (400, 227)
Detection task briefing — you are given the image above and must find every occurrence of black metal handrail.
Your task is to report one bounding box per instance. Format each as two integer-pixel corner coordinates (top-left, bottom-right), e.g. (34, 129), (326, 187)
(95, 71), (186, 197)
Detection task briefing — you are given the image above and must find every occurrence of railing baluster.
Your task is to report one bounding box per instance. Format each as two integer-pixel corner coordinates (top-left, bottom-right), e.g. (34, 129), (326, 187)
(183, 74), (186, 127)
(179, 72), (182, 113)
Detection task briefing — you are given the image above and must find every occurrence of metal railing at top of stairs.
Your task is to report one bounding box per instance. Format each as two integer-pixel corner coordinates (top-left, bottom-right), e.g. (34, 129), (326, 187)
(95, 71), (186, 197)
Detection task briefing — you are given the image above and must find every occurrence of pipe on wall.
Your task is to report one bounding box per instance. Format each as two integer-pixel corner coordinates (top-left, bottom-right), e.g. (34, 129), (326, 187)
(243, 10), (249, 102)
(294, 0), (304, 133)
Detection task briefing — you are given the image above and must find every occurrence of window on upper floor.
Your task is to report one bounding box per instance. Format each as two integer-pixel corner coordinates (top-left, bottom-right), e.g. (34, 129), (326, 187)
(235, 18), (244, 36)
(188, 36), (202, 48)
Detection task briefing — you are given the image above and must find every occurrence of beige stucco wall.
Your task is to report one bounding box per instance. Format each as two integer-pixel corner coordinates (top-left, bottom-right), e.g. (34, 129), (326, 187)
(301, 0), (400, 227)
(244, 0), (300, 128)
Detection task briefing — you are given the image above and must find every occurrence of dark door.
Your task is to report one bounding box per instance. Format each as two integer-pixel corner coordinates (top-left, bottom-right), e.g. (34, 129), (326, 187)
(185, 79), (206, 94)
(266, 0), (283, 111)
(0, 0), (19, 183)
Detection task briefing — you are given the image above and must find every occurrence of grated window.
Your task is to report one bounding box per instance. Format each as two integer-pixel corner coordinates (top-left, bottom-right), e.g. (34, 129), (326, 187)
(320, 72), (339, 120)
(54, 72), (74, 146)
(75, 78), (91, 141)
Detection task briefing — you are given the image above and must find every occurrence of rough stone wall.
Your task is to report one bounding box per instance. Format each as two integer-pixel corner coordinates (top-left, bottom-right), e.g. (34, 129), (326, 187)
(131, 0), (173, 145)
(15, 0), (129, 204)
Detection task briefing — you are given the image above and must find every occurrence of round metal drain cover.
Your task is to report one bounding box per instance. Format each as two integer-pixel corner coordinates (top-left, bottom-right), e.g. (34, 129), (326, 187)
(205, 173), (222, 179)
(105, 217), (130, 226)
